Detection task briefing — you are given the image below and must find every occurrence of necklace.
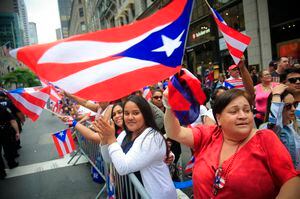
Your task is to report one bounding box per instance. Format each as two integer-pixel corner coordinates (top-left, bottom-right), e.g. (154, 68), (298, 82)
(212, 140), (242, 196)
(261, 84), (271, 92)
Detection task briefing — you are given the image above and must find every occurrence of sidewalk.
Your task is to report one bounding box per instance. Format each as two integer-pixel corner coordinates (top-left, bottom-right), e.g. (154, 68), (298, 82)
(0, 112), (103, 199)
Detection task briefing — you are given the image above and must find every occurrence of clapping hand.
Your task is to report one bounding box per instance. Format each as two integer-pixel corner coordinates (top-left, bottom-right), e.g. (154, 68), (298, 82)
(94, 117), (116, 145)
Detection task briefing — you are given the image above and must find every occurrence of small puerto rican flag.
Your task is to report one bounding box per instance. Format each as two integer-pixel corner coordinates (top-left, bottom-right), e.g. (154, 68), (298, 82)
(142, 86), (152, 101)
(184, 156), (195, 174)
(52, 129), (76, 157)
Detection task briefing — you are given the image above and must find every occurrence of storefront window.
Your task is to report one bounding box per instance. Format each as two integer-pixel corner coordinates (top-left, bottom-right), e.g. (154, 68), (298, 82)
(217, 3), (245, 37)
(187, 20), (214, 46)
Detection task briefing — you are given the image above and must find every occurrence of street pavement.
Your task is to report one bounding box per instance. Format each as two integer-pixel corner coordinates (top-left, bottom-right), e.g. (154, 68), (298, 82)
(0, 110), (193, 198)
(0, 111), (103, 199)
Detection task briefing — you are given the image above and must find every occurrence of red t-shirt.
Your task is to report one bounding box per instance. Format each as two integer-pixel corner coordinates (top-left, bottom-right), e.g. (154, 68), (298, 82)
(192, 125), (298, 199)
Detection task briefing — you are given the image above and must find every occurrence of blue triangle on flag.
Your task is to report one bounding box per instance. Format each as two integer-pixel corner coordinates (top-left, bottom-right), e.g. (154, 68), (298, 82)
(54, 129), (67, 142)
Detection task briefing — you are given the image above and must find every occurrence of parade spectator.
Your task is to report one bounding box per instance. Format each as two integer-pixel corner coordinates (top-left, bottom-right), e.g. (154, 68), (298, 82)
(250, 68), (259, 86)
(60, 102), (123, 144)
(99, 95), (177, 199)
(63, 91), (111, 120)
(268, 60), (277, 74)
(203, 86), (228, 125)
(263, 84), (300, 171)
(150, 89), (165, 112)
(254, 70), (278, 127)
(271, 56), (289, 82)
(0, 105), (20, 179)
(164, 88), (300, 198)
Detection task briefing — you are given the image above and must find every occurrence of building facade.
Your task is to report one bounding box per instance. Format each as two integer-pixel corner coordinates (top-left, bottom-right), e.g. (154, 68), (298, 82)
(66, 0), (299, 73)
(68, 0), (88, 36)
(18, 0), (30, 45)
(28, 22), (38, 45)
(56, 28), (62, 40)
(57, 0), (73, 38)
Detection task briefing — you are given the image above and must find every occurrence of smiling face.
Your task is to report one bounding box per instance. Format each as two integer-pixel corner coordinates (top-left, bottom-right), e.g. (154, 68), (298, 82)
(261, 70), (272, 83)
(216, 96), (254, 141)
(112, 105), (123, 128)
(123, 101), (146, 134)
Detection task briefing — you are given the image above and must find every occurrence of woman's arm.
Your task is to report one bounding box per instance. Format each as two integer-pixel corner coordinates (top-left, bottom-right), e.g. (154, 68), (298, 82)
(64, 91), (99, 112)
(276, 176), (300, 199)
(74, 122), (102, 144)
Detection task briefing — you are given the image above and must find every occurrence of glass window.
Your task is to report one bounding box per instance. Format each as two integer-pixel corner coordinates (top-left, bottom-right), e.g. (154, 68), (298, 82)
(79, 8), (84, 17)
(215, 3), (245, 37)
(191, 0), (209, 21)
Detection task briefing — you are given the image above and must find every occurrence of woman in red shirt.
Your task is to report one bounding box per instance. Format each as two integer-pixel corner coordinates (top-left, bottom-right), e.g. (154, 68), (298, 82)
(164, 89), (300, 198)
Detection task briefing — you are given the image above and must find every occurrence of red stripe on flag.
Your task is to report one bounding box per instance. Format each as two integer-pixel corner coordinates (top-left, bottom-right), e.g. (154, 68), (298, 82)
(20, 92), (47, 108)
(214, 18), (251, 44)
(226, 42), (244, 58)
(66, 129), (76, 150)
(74, 65), (181, 101)
(8, 94), (39, 121)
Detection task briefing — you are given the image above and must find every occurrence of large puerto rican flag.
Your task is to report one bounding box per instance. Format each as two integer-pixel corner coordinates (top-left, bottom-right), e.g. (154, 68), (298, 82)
(52, 129), (76, 157)
(207, 3), (251, 65)
(7, 86), (50, 121)
(9, 0), (194, 102)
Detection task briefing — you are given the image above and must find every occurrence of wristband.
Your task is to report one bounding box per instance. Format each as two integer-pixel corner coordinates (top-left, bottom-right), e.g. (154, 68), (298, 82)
(272, 93), (281, 96)
(72, 119), (78, 127)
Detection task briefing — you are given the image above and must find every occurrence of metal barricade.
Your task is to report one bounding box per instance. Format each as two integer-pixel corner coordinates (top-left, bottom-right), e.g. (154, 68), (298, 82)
(69, 121), (151, 199)
(68, 126), (107, 199)
(111, 166), (151, 199)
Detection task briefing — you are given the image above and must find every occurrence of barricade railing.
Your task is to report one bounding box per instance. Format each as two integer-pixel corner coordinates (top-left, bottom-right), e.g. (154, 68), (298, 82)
(111, 166), (151, 199)
(69, 121), (151, 199)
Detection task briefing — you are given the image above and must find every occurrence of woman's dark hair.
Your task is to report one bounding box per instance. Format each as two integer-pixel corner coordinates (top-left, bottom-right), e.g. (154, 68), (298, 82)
(210, 86), (228, 108)
(212, 89), (252, 125)
(122, 95), (168, 155)
(264, 90), (290, 123)
(111, 102), (123, 134)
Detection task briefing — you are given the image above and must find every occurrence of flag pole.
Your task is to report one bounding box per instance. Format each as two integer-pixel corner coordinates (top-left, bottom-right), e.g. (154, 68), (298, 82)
(180, 0), (195, 66)
(204, 0), (212, 9)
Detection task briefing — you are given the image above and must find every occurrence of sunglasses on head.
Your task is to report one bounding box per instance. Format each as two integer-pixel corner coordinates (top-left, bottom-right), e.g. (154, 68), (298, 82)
(153, 96), (162, 100)
(287, 77), (300, 84)
(284, 102), (299, 110)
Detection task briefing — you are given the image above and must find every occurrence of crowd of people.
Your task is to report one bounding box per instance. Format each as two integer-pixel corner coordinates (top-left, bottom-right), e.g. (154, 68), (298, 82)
(1, 55), (300, 198)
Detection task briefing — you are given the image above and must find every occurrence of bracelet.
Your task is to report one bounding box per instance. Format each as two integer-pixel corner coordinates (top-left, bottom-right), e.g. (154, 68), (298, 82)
(272, 93), (281, 96)
(72, 119), (78, 127)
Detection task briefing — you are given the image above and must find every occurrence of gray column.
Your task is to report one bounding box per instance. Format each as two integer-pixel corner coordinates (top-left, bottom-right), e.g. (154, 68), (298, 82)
(243, 0), (272, 70)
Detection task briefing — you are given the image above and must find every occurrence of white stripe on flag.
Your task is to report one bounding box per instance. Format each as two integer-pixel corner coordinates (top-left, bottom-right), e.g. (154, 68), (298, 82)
(58, 139), (67, 155)
(10, 93), (43, 115)
(28, 91), (49, 101)
(222, 31), (248, 52)
(50, 89), (60, 100)
(53, 57), (159, 93)
(38, 24), (169, 64)
(65, 135), (73, 152)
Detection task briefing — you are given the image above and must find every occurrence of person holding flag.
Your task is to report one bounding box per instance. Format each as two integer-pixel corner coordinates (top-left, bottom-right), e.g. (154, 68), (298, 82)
(164, 88), (300, 198)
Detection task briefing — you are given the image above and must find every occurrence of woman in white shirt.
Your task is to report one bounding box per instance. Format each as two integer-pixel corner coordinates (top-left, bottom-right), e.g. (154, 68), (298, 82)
(97, 95), (177, 199)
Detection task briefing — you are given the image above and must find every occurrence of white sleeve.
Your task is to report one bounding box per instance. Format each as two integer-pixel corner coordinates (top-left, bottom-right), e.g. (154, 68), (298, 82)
(108, 131), (165, 175)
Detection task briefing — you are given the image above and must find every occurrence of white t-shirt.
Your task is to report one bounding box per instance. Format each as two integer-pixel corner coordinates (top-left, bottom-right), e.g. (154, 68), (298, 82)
(190, 105), (208, 127)
(101, 128), (177, 199)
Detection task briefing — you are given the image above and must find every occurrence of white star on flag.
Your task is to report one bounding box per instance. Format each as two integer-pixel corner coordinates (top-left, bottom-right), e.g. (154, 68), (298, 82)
(152, 30), (185, 57)
(59, 132), (64, 137)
